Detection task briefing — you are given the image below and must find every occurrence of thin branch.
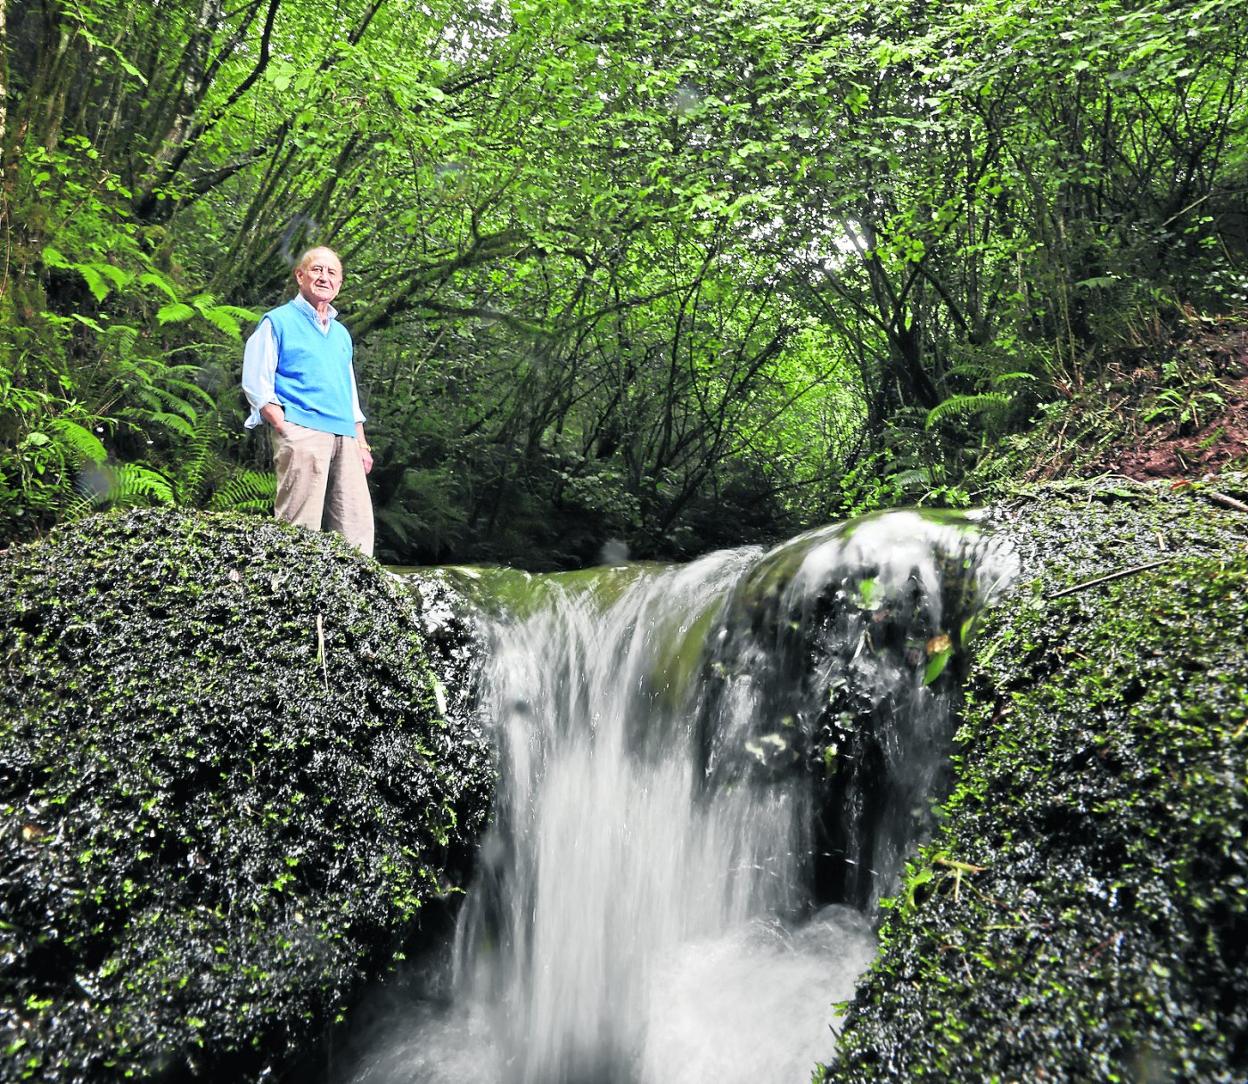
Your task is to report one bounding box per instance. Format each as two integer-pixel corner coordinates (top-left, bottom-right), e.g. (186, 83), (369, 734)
(1206, 490), (1248, 515)
(1047, 560), (1171, 600)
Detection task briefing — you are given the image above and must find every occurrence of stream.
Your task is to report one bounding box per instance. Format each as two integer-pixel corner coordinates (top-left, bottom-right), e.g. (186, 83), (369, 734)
(338, 511), (1014, 1084)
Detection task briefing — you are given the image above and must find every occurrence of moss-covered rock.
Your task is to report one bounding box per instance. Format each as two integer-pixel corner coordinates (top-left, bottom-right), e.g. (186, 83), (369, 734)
(0, 510), (492, 1084)
(825, 482), (1248, 1082)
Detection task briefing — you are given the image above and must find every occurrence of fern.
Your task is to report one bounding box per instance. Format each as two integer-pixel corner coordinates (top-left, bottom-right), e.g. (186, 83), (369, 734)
(196, 305), (241, 338)
(941, 362), (987, 381)
(62, 484), (99, 523)
(93, 263), (132, 292)
(991, 371), (1036, 388)
(163, 373), (216, 411)
(173, 413), (222, 506)
(151, 411), (197, 439)
(48, 418), (107, 464)
(110, 463), (175, 507)
(137, 271), (179, 301)
(67, 461), (175, 514)
(210, 470), (276, 514)
(925, 392), (1011, 430)
(377, 506), (414, 546)
(156, 302), (196, 325)
(885, 468), (931, 490)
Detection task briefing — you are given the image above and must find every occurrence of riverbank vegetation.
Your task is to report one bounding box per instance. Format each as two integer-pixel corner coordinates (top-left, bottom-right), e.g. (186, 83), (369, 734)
(823, 481), (1248, 1082)
(4, 0), (1247, 566)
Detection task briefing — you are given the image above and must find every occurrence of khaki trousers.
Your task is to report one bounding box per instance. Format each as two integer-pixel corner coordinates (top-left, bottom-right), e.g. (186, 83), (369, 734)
(271, 423), (374, 557)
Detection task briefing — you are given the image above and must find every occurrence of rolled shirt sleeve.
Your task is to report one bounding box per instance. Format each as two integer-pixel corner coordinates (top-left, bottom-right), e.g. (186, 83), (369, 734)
(241, 319), (279, 430)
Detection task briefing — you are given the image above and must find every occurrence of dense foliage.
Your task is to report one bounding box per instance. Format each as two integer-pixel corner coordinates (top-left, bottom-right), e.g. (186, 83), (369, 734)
(823, 482), (1248, 1081)
(0, 510), (492, 1082)
(3, 0), (1246, 564)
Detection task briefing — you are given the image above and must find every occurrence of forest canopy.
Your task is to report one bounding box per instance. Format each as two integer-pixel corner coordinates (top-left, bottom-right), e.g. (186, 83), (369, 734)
(2, 0), (1246, 566)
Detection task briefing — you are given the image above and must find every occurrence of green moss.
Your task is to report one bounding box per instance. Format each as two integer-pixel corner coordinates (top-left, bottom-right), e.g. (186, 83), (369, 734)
(824, 483), (1248, 1082)
(0, 509), (492, 1082)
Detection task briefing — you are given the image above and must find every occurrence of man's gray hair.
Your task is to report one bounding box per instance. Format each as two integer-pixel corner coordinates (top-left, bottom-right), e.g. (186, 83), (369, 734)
(295, 246), (342, 273)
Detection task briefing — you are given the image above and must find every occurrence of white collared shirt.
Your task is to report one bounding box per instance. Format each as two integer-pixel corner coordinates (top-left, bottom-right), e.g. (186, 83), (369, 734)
(241, 294), (365, 429)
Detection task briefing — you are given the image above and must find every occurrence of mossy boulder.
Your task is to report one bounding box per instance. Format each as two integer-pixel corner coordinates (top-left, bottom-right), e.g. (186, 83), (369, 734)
(825, 482), (1248, 1081)
(0, 510), (492, 1083)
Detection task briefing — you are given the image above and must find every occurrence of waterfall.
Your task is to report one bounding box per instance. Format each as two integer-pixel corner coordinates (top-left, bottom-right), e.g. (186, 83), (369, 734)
(342, 511), (1014, 1084)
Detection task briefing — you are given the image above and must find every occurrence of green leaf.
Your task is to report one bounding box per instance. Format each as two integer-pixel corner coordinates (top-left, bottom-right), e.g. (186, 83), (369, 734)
(109, 463), (174, 506)
(94, 263), (133, 290)
(213, 304), (262, 322)
(926, 393), (1010, 430)
(209, 470), (276, 513)
(150, 412), (197, 438)
(49, 419), (107, 464)
(138, 272), (179, 301)
(70, 313), (106, 334)
(76, 264), (111, 302)
(157, 303), (196, 325)
(924, 648), (953, 685)
(197, 305), (242, 339)
(960, 614), (978, 645)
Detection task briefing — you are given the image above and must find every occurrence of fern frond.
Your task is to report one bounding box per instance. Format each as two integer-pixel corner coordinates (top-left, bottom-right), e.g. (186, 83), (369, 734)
(48, 418), (107, 464)
(885, 468), (930, 490)
(175, 412), (222, 507)
(146, 384), (202, 420)
(111, 463), (175, 506)
(213, 304), (262, 322)
(925, 392), (1010, 430)
(991, 371), (1036, 387)
(940, 362), (983, 381)
(157, 302), (196, 325)
(137, 271), (179, 301)
(100, 323), (140, 351)
(209, 470), (276, 513)
(67, 462), (174, 512)
(377, 506), (414, 546)
(163, 377), (216, 410)
(62, 490), (98, 523)
(150, 411), (197, 439)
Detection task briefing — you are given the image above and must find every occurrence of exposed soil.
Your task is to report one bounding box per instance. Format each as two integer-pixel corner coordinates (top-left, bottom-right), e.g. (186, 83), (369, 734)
(1090, 318), (1248, 481)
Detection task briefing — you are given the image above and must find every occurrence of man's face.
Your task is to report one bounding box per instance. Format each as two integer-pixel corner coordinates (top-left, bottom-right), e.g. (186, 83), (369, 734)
(295, 249), (343, 307)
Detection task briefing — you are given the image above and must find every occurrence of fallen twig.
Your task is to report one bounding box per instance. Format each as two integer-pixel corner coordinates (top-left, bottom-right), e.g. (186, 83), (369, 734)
(1207, 490), (1248, 515)
(933, 855), (986, 902)
(316, 613), (329, 692)
(1047, 560), (1171, 600)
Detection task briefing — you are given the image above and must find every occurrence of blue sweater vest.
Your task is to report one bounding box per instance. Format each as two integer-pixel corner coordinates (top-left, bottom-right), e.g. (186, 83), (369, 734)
(265, 300), (357, 437)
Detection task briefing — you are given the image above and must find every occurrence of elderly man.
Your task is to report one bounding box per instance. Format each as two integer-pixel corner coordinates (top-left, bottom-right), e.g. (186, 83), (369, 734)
(241, 246), (375, 556)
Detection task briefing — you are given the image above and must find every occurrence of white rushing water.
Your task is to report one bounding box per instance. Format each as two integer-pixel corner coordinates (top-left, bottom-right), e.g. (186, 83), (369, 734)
(345, 512), (1014, 1084)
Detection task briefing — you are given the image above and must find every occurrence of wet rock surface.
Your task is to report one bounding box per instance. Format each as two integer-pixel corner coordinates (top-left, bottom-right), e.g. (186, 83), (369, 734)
(0, 510), (493, 1084)
(824, 481), (1248, 1082)
(697, 513), (1007, 911)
